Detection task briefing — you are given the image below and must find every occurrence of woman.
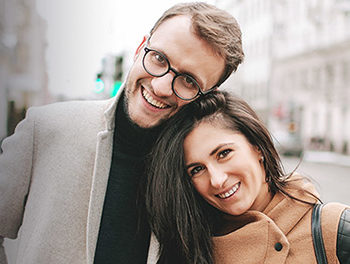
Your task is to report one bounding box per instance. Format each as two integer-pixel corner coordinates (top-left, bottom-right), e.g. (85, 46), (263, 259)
(145, 91), (349, 263)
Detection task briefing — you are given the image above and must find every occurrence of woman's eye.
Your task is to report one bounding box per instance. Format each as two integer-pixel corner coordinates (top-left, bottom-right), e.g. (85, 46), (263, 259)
(189, 165), (204, 177)
(218, 149), (232, 159)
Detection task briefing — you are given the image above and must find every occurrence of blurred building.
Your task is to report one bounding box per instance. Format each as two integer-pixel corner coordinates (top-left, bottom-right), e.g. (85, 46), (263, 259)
(218, 0), (350, 155)
(218, 0), (273, 122)
(0, 0), (49, 140)
(93, 54), (125, 99)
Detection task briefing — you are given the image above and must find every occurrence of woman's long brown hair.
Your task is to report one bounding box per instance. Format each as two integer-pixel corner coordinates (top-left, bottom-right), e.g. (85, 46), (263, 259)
(145, 91), (317, 263)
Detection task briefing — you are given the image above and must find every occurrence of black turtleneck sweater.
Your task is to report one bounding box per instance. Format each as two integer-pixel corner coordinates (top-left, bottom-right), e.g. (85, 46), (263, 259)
(94, 94), (164, 264)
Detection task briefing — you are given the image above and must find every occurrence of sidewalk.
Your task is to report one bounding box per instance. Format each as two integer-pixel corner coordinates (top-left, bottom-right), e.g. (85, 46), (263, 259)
(303, 151), (350, 167)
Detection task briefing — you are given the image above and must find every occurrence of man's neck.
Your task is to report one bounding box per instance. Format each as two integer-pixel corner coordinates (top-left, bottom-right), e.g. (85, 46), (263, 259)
(114, 93), (165, 156)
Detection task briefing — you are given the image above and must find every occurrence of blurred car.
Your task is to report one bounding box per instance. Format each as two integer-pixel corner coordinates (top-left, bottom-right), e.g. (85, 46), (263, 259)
(272, 131), (304, 157)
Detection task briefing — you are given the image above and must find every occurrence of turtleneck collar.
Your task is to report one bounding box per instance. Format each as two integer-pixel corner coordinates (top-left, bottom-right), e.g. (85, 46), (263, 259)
(114, 92), (165, 156)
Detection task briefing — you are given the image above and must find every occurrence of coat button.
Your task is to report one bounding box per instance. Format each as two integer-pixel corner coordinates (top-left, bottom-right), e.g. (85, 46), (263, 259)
(274, 242), (283, 251)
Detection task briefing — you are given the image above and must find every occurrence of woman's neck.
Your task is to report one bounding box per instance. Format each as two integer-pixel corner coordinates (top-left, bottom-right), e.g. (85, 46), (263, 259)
(215, 191), (274, 236)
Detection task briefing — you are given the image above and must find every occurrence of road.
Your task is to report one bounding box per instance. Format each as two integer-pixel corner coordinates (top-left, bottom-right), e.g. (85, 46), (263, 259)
(281, 156), (350, 205)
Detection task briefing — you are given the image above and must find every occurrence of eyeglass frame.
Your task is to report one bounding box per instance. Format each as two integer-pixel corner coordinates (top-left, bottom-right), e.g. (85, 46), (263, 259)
(141, 41), (220, 101)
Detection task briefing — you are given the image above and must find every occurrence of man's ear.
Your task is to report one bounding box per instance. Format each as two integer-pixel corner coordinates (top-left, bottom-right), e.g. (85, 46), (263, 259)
(134, 35), (148, 61)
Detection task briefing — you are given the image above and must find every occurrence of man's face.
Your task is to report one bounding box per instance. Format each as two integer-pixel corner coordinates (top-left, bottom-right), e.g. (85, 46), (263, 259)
(124, 15), (225, 128)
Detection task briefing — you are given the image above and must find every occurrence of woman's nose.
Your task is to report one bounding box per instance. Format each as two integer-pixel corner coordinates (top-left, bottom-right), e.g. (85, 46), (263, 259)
(208, 167), (228, 189)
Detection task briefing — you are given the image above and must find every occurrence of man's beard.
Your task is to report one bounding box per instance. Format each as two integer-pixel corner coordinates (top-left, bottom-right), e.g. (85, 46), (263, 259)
(122, 82), (168, 130)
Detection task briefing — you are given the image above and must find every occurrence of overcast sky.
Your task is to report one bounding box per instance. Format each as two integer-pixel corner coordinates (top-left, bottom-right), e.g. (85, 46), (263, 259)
(35, 0), (216, 98)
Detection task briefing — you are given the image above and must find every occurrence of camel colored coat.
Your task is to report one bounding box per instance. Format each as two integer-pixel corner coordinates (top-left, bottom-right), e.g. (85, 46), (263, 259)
(0, 88), (159, 264)
(213, 183), (347, 264)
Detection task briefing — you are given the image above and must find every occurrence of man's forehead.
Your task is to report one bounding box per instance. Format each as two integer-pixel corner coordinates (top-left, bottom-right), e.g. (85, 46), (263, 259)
(148, 16), (224, 89)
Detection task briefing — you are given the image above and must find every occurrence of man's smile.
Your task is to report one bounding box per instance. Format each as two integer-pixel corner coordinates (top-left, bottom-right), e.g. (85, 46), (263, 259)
(141, 87), (170, 109)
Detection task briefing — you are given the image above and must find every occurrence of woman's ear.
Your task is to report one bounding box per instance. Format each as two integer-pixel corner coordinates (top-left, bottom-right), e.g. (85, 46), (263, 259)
(253, 145), (261, 155)
(134, 35), (148, 61)
(254, 146), (263, 161)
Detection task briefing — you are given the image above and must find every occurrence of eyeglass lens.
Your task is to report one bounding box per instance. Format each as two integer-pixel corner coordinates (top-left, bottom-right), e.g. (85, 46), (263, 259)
(143, 49), (200, 100)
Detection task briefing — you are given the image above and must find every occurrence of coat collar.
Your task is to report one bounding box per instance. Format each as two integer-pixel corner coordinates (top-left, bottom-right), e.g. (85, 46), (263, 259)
(104, 85), (124, 131)
(263, 177), (318, 235)
(212, 177), (318, 263)
(86, 85), (162, 263)
(86, 85), (125, 264)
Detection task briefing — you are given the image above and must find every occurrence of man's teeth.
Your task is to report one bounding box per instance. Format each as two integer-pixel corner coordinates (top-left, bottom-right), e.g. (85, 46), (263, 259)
(142, 89), (168, 109)
(218, 183), (240, 199)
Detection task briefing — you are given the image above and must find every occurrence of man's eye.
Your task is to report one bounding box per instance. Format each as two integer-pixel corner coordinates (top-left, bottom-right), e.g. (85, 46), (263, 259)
(218, 149), (232, 159)
(154, 53), (166, 64)
(189, 165), (204, 177)
(182, 75), (197, 89)
(185, 76), (194, 84)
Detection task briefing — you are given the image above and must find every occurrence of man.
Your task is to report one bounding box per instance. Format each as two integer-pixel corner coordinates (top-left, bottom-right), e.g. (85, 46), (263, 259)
(0, 2), (244, 264)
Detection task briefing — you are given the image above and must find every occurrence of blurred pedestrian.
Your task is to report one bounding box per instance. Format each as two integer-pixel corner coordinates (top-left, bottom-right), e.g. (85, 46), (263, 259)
(0, 2), (244, 264)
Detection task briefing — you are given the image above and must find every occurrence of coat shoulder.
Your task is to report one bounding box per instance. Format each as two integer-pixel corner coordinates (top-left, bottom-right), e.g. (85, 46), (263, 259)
(337, 208), (350, 263)
(27, 98), (116, 132)
(321, 202), (349, 263)
(30, 98), (115, 122)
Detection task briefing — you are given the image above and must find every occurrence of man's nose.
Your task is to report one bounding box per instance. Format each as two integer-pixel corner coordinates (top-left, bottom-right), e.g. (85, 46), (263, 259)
(208, 166), (228, 189)
(151, 72), (174, 98)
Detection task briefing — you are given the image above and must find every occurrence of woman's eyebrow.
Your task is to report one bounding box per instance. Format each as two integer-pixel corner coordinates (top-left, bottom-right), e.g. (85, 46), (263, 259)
(186, 143), (235, 168)
(209, 143), (233, 156)
(186, 162), (201, 169)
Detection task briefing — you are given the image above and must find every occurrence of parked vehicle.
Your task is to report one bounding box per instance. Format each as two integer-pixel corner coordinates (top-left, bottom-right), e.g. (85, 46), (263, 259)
(272, 130), (303, 157)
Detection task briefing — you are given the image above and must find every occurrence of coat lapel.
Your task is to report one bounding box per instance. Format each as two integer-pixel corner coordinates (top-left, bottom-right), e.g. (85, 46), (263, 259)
(212, 211), (290, 263)
(86, 88), (123, 264)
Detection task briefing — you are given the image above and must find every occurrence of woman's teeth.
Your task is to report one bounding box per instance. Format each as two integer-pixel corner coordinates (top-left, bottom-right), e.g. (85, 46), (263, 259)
(142, 89), (168, 109)
(218, 182), (240, 199)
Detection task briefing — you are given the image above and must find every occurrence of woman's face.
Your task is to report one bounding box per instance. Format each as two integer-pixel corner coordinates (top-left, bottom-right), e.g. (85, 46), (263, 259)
(184, 121), (271, 216)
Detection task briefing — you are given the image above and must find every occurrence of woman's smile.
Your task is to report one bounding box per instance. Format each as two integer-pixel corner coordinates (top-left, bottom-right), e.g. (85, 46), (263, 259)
(216, 182), (241, 199)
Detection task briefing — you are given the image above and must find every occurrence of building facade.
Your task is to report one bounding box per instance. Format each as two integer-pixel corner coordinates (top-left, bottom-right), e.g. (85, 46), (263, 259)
(218, 0), (350, 155)
(0, 0), (48, 140)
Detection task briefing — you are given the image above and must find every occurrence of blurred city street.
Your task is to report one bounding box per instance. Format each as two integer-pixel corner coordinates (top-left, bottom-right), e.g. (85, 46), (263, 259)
(1, 0), (350, 161)
(282, 154), (350, 205)
(1, 0), (349, 206)
(1, 1), (350, 263)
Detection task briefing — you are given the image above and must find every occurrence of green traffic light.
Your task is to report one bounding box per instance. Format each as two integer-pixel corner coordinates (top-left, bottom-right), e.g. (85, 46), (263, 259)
(111, 81), (122, 97)
(94, 78), (105, 94)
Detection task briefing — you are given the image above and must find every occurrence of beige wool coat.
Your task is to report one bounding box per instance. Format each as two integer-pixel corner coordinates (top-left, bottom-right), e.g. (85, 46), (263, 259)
(0, 88), (159, 264)
(213, 181), (348, 264)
